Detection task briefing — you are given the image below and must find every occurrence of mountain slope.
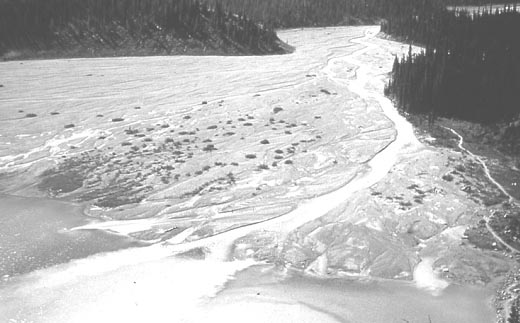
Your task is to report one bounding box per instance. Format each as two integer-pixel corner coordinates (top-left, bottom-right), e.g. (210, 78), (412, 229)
(0, 0), (290, 60)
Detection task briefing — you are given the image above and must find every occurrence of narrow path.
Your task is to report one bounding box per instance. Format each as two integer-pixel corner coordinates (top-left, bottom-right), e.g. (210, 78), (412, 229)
(442, 126), (520, 254)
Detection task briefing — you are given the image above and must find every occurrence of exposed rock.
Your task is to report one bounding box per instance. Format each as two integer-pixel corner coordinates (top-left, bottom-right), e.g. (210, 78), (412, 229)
(280, 222), (417, 279)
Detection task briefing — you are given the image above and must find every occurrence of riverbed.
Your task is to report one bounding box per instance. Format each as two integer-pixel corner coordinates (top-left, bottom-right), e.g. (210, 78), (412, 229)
(0, 26), (501, 322)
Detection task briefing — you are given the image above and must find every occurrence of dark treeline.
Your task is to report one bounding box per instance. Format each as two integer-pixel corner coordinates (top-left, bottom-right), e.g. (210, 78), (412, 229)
(384, 5), (520, 127)
(0, 0), (507, 58)
(212, 0), (502, 29)
(0, 0), (285, 58)
(210, 0), (387, 28)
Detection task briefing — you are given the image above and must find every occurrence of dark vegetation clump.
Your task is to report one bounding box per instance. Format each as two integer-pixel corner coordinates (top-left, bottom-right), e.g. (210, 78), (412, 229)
(125, 128), (139, 135)
(202, 144), (216, 152)
(273, 107), (283, 114)
(257, 164), (269, 170)
(442, 173), (454, 182)
(180, 172), (236, 198)
(320, 89), (331, 95)
(95, 195), (144, 208)
(38, 171), (84, 195)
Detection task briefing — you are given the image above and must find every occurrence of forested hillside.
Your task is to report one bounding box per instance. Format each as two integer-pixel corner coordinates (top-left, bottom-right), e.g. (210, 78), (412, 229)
(211, 0), (386, 28)
(0, 0), (505, 59)
(213, 0), (501, 28)
(0, 0), (287, 60)
(385, 8), (520, 123)
(384, 3), (520, 153)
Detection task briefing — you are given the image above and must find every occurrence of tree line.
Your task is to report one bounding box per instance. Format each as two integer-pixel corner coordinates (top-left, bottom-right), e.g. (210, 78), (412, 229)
(211, 0), (386, 28)
(210, 0), (499, 29)
(1, 0), (504, 56)
(0, 0), (284, 56)
(384, 4), (520, 125)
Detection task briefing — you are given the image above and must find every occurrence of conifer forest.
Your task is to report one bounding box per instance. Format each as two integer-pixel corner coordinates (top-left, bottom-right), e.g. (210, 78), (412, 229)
(384, 3), (520, 123)
(383, 1), (520, 156)
(0, 0), (285, 57)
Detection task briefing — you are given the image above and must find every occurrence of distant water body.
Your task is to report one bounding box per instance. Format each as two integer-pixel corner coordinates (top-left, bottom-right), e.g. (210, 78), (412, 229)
(0, 194), (142, 279)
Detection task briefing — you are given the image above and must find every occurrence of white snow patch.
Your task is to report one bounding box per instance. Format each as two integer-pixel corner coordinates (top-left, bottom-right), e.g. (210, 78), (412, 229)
(440, 225), (467, 240)
(0, 245), (254, 323)
(413, 257), (449, 295)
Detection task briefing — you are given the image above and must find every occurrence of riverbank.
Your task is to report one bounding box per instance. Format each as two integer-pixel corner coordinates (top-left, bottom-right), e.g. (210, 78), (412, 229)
(398, 113), (520, 322)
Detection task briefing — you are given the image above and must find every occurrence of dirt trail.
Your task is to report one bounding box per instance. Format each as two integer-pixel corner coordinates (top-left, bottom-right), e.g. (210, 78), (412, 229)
(443, 126), (520, 254)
